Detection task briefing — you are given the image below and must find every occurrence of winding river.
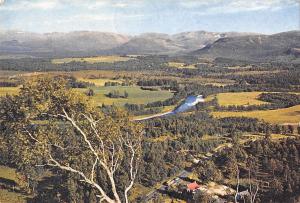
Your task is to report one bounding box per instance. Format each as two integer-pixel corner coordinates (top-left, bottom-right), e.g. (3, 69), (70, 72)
(133, 95), (204, 121)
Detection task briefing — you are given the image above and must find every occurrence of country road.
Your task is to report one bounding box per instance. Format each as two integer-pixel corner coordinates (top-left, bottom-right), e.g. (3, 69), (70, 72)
(133, 111), (173, 121)
(141, 142), (220, 202)
(141, 134), (262, 202)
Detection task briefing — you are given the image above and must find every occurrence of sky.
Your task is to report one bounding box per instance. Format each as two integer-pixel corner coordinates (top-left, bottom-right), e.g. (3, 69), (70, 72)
(0, 0), (299, 35)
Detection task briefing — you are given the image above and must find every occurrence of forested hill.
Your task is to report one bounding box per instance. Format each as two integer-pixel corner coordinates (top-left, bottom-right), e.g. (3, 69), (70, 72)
(192, 31), (300, 62)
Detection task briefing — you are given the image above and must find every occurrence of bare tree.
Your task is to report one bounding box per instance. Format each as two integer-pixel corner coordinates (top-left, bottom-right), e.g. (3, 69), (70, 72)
(1, 77), (143, 203)
(235, 166), (259, 203)
(248, 169), (259, 203)
(235, 165), (240, 203)
(26, 108), (142, 203)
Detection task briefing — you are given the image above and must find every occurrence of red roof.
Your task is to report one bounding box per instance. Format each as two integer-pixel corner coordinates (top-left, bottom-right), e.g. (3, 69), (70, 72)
(187, 182), (200, 191)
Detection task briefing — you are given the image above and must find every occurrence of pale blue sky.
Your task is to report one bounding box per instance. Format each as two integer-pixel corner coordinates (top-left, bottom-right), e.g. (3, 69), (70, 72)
(0, 0), (299, 34)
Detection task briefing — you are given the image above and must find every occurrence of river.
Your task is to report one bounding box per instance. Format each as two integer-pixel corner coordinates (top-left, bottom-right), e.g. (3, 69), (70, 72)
(133, 95), (204, 121)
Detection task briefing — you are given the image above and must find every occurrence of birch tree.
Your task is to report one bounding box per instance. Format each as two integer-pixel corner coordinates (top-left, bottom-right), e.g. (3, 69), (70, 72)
(1, 76), (143, 203)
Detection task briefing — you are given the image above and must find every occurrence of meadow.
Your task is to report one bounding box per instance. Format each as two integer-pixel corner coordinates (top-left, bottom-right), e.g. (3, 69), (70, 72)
(212, 104), (300, 124)
(0, 166), (28, 203)
(52, 55), (132, 64)
(209, 91), (300, 124)
(78, 86), (173, 106)
(167, 62), (197, 69)
(210, 92), (269, 106)
(0, 87), (19, 96)
(0, 85), (173, 107)
(78, 78), (123, 86)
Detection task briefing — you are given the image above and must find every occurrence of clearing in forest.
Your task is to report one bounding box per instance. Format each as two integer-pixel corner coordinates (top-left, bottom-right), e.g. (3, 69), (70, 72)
(212, 104), (300, 124)
(78, 86), (174, 106)
(78, 78), (123, 87)
(168, 62), (197, 69)
(52, 55), (132, 64)
(0, 87), (19, 96)
(210, 92), (269, 106)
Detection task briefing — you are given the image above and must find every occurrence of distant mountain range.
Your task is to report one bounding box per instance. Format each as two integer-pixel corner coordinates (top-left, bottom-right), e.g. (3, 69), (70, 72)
(0, 30), (299, 61)
(0, 30), (253, 57)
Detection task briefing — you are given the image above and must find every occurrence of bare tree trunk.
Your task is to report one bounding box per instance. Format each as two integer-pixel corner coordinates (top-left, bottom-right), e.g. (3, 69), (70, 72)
(30, 109), (142, 203)
(235, 166), (240, 203)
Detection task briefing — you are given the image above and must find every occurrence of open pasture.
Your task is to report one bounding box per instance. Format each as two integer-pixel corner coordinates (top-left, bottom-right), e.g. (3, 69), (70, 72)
(0, 87), (20, 96)
(52, 55), (132, 64)
(0, 85), (173, 107)
(168, 62), (197, 69)
(0, 166), (28, 203)
(78, 86), (174, 106)
(79, 78), (123, 86)
(209, 92), (269, 106)
(212, 104), (300, 124)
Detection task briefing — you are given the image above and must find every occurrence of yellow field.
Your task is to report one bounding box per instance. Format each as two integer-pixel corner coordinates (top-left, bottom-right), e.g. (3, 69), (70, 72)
(129, 184), (151, 202)
(210, 92), (268, 106)
(0, 166), (19, 183)
(0, 87), (19, 96)
(79, 78), (123, 87)
(168, 62), (196, 69)
(183, 77), (235, 87)
(0, 166), (28, 203)
(52, 55), (132, 64)
(0, 190), (27, 203)
(212, 104), (300, 124)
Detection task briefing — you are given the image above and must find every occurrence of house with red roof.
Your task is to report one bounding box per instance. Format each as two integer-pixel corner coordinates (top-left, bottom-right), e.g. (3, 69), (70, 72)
(187, 181), (200, 193)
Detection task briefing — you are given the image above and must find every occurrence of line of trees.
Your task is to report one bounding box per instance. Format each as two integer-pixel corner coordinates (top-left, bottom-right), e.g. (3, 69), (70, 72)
(106, 90), (129, 98)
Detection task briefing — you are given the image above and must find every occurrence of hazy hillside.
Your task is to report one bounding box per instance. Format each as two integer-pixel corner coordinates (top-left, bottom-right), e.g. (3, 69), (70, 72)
(0, 30), (255, 57)
(110, 33), (183, 54)
(110, 31), (254, 55)
(0, 31), (131, 57)
(192, 31), (300, 61)
(1, 30), (298, 60)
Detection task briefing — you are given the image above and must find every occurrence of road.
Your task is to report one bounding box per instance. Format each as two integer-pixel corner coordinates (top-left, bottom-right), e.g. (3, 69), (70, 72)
(142, 170), (191, 202)
(141, 134), (265, 202)
(133, 111), (173, 121)
(141, 147), (217, 202)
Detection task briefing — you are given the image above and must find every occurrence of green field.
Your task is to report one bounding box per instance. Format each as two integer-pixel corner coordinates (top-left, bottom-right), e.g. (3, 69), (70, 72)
(210, 92), (269, 106)
(52, 55), (132, 64)
(0, 86), (173, 107)
(78, 86), (174, 106)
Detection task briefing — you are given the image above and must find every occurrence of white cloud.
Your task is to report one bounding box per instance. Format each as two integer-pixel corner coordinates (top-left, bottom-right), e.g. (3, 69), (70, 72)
(179, 0), (222, 8)
(180, 0), (298, 13)
(0, 0), (298, 13)
(0, 0), (60, 10)
(57, 12), (145, 25)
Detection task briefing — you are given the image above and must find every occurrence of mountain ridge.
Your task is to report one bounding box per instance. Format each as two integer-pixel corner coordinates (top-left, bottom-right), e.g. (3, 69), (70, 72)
(191, 30), (300, 61)
(0, 30), (299, 60)
(0, 30), (257, 57)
